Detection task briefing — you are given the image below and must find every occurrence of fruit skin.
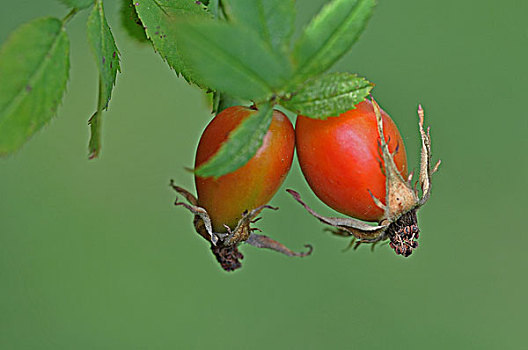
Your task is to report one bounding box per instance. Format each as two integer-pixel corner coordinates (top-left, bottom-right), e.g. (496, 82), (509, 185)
(195, 106), (295, 232)
(295, 100), (408, 222)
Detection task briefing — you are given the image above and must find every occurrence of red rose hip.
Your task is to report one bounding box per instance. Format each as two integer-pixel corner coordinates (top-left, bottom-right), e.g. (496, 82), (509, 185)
(171, 105), (311, 271)
(288, 98), (440, 257)
(295, 99), (407, 222)
(195, 105), (295, 231)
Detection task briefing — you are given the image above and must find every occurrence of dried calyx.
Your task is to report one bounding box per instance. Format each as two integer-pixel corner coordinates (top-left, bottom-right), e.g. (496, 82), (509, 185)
(170, 182), (312, 271)
(288, 98), (440, 257)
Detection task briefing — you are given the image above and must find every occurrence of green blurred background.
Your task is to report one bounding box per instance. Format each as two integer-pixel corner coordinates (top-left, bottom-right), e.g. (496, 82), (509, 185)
(1, 0), (526, 348)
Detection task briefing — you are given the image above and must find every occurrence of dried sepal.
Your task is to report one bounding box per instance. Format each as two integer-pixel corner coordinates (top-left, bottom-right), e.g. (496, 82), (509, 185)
(170, 180), (218, 245)
(371, 98), (418, 220)
(169, 181), (199, 205)
(367, 189), (387, 212)
(220, 205), (278, 245)
(418, 105), (431, 199)
(417, 105), (440, 206)
(287, 189), (389, 242)
(246, 234), (313, 257)
(170, 181), (312, 271)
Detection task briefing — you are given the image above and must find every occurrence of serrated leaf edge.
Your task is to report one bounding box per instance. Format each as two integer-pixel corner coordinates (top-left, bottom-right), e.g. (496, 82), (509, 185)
(133, 0), (210, 87)
(280, 73), (374, 119)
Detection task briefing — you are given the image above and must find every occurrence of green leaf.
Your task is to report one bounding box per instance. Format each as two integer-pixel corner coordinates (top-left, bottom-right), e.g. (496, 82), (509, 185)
(133, 0), (209, 87)
(280, 72), (373, 119)
(223, 0), (295, 52)
(58, 0), (93, 10)
(293, 0), (375, 81)
(173, 20), (292, 101)
(195, 103), (273, 177)
(87, 0), (120, 159)
(0, 17), (69, 156)
(120, 0), (148, 43)
(87, 0), (120, 110)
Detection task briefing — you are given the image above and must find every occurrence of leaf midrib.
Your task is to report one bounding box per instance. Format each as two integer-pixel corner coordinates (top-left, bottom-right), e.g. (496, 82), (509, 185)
(290, 85), (371, 106)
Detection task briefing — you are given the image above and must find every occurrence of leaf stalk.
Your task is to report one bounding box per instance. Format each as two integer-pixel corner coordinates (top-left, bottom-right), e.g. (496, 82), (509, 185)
(62, 8), (79, 25)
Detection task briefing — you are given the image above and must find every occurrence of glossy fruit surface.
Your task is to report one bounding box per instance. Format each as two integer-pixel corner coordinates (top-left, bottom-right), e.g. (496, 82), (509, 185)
(195, 106), (295, 231)
(295, 100), (408, 222)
